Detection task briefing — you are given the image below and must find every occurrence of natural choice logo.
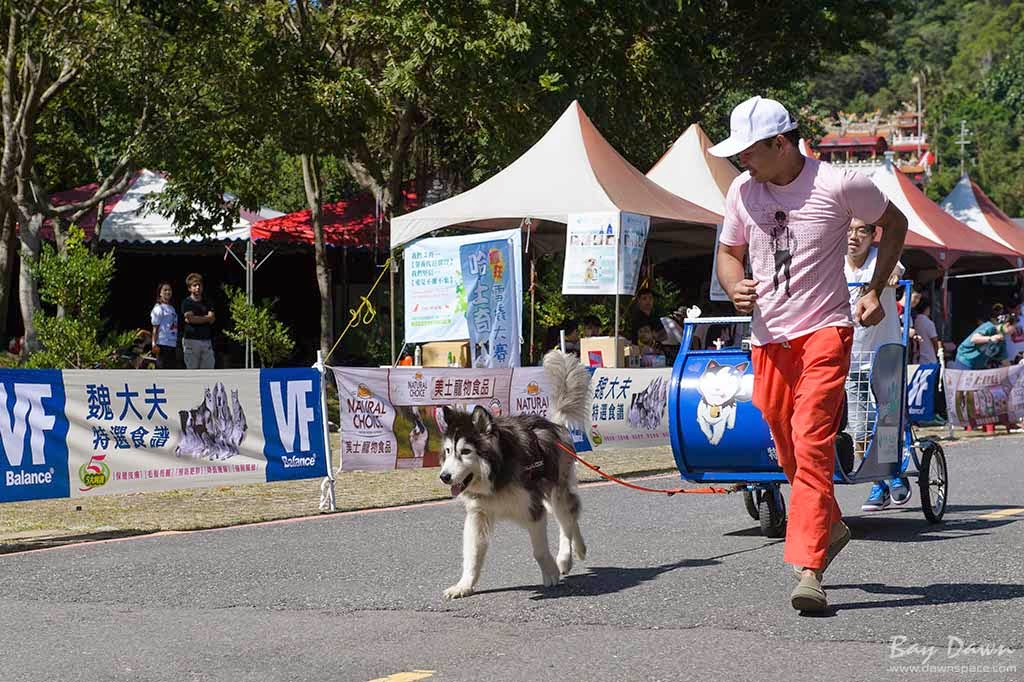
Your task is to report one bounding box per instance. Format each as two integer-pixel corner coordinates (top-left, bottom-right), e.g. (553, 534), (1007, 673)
(78, 454), (110, 492)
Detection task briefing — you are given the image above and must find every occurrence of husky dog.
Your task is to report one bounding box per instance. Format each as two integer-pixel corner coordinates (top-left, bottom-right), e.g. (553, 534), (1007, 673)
(177, 383), (249, 459)
(696, 360), (753, 445)
(439, 350), (592, 599)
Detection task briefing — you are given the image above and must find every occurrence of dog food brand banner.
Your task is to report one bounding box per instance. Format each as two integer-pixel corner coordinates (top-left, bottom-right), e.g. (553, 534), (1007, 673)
(404, 229), (523, 343)
(563, 212), (620, 294)
(589, 368), (672, 447)
(459, 237), (521, 368)
(332, 366), (675, 471)
(0, 369), (329, 504)
(944, 365), (1024, 429)
(906, 363), (939, 423)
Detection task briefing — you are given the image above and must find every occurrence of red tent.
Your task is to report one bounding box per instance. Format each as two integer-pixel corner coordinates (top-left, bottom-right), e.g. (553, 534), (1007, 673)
(252, 192), (417, 249)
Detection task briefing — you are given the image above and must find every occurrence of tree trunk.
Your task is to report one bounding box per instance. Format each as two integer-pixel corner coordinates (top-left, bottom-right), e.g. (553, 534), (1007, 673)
(17, 211), (43, 355)
(0, 208), (16, 341)
(300, 152), (332, 358)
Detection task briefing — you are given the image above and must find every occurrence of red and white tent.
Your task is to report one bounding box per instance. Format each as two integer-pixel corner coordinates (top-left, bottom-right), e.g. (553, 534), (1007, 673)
(390, 101), (720, 252)
(868, 159), (1018, 268)
(940, 173), (1024, 258)
(645, 123), (738, 218)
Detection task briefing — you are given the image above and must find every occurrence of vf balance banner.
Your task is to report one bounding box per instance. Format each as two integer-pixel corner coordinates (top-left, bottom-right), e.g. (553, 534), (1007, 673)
(0, 369), (329, 504)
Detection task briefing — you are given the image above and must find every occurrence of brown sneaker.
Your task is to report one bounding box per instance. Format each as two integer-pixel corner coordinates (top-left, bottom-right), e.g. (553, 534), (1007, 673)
(791, 572), (827, 612)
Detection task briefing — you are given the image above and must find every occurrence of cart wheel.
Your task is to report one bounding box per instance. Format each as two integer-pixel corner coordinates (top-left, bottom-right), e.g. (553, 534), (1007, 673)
(743, 490), (760, 520)
(758, 486), (787, 538)
(918, 441), (948, 523)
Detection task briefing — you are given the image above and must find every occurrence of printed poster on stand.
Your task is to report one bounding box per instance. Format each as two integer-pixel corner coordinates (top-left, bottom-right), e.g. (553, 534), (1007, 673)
(459, 237), (521, 367)
(562, 212), (619, 294)
(404, 229), (523, 343)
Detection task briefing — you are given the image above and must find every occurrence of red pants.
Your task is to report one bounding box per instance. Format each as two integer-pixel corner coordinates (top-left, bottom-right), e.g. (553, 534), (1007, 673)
(751, 326), (853, 570)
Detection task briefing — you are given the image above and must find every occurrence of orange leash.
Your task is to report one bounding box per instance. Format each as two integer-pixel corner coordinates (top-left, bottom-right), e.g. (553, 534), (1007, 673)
(555, 442), (742, 497)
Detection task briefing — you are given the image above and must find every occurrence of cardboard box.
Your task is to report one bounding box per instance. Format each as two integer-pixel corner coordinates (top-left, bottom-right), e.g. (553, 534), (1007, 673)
(421, 340), (470, 368)
(580, 336), (635, 368)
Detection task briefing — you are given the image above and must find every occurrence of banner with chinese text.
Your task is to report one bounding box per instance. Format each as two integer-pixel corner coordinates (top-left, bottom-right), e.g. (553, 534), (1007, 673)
(404, 229), (523, 343)
(0, 369), (329, 504)
(459, 237), (521, 367)
(332, 366), (669, 472)
(944, 364), (1024, 429)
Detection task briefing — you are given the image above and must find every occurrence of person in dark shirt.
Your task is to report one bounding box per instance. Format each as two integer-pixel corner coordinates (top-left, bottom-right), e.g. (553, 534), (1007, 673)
(181, 272), (216, 369)
(629, 287), (665, 343)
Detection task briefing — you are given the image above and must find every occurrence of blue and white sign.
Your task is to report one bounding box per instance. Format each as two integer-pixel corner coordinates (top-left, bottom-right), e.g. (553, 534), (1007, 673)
(0, 369), (70, 502)
(618, 212), (650, 295)
(0, 368), (329, 504)
(459, 237), (521, 368)
(404, 229), (523, 343)
(906, 363), (939, 423)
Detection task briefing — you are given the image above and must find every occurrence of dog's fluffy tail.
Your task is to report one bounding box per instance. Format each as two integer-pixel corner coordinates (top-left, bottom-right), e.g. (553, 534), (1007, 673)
(543, 350), (592, 430)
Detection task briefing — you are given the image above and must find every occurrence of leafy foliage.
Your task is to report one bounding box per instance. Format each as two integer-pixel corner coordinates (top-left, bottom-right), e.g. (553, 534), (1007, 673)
(28, 226), (135, 369)
(222, 286), (295, 368)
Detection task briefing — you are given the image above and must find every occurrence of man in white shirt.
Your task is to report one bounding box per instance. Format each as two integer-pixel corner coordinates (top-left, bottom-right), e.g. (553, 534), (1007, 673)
(844, 220), (912, 511)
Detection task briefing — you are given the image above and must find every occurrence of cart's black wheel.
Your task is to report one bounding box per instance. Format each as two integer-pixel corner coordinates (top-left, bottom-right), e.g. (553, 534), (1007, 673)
(758, 486), (787, 537)
(919, 440), (948, 523)
(743, 490), (759, 520)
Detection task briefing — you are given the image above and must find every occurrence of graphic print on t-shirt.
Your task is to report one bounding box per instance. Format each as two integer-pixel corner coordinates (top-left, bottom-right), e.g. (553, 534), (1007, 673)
(770, 210), (794, 298)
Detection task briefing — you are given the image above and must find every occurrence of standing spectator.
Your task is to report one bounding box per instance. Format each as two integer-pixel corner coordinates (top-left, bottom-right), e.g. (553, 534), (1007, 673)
(150, 282), (179, 369)
(912, 297), (940, 365)
(629, 287), (665, 342)
(181, 273), (216, 369)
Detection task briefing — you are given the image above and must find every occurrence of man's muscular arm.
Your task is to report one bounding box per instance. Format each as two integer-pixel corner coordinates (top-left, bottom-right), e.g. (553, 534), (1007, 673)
(717, 243), (758, 314)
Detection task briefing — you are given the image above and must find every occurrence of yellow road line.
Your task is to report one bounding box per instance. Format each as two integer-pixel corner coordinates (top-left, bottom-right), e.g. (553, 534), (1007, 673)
(368, 671), (435, 682)
(979, 507), (1024, 520)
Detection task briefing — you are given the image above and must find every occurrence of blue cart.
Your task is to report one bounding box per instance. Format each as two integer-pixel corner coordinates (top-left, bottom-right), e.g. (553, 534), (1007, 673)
(667, 282), (949, 537)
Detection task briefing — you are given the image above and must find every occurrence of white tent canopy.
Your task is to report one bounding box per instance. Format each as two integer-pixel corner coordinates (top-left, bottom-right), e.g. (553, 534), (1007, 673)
(390, 101), (719, 251)
(98, 170), (279, 244)
(940, 172), (1024, 257)
(645, 123), (739, 217)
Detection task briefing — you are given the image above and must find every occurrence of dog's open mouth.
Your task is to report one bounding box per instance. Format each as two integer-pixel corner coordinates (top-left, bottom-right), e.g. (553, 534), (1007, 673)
(451, 473), (473, 497)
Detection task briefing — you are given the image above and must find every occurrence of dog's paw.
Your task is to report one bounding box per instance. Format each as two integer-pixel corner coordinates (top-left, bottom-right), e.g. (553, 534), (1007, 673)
(444, 582), (475, 600)
(541, 567), (561, 587)
(573, 541), (587, 562)
(557, 552), (573, 575)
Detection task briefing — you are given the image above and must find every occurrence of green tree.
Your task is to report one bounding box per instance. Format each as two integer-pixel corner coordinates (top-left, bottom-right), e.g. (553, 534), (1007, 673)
(28, 225), (133, 368)
(222, 286), (294, 367)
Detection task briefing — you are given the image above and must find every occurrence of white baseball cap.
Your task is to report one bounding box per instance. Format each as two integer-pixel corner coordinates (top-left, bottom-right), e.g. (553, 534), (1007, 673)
(708, 96), (798, 158)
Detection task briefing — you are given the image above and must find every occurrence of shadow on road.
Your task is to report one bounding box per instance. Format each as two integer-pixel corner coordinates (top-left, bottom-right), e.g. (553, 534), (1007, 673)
(471, 540), (785, 600)
(827, 582), (1024, 612)
(0, 529), (155, 555)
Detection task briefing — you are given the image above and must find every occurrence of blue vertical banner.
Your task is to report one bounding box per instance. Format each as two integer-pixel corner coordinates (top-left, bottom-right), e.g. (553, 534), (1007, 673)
(0, 369), (70, 502)
(260, 368), (329, 481)
(459, 238), (521, 368)
(906, 363), (939, 423)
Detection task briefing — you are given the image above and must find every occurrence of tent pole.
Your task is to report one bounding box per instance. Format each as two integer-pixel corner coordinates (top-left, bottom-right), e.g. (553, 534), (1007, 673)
(390, 252), (396, 365)
(529, 256), (536, 364)
(246, 239), (253, 369)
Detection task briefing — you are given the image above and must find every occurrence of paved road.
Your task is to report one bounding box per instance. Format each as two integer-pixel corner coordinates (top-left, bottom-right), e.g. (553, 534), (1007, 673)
(1, 435), (1023, 682)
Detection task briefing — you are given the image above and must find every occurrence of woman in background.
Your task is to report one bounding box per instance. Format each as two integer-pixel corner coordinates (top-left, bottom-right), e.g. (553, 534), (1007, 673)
(151, 282), (179, 369)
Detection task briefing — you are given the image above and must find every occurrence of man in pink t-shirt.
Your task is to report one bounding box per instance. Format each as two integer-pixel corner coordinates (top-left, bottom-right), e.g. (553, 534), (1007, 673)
(710, 96), (908, 612)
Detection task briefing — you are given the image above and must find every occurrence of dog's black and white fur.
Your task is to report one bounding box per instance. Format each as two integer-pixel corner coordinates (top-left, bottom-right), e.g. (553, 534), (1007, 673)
(439, 350), (592, 599)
